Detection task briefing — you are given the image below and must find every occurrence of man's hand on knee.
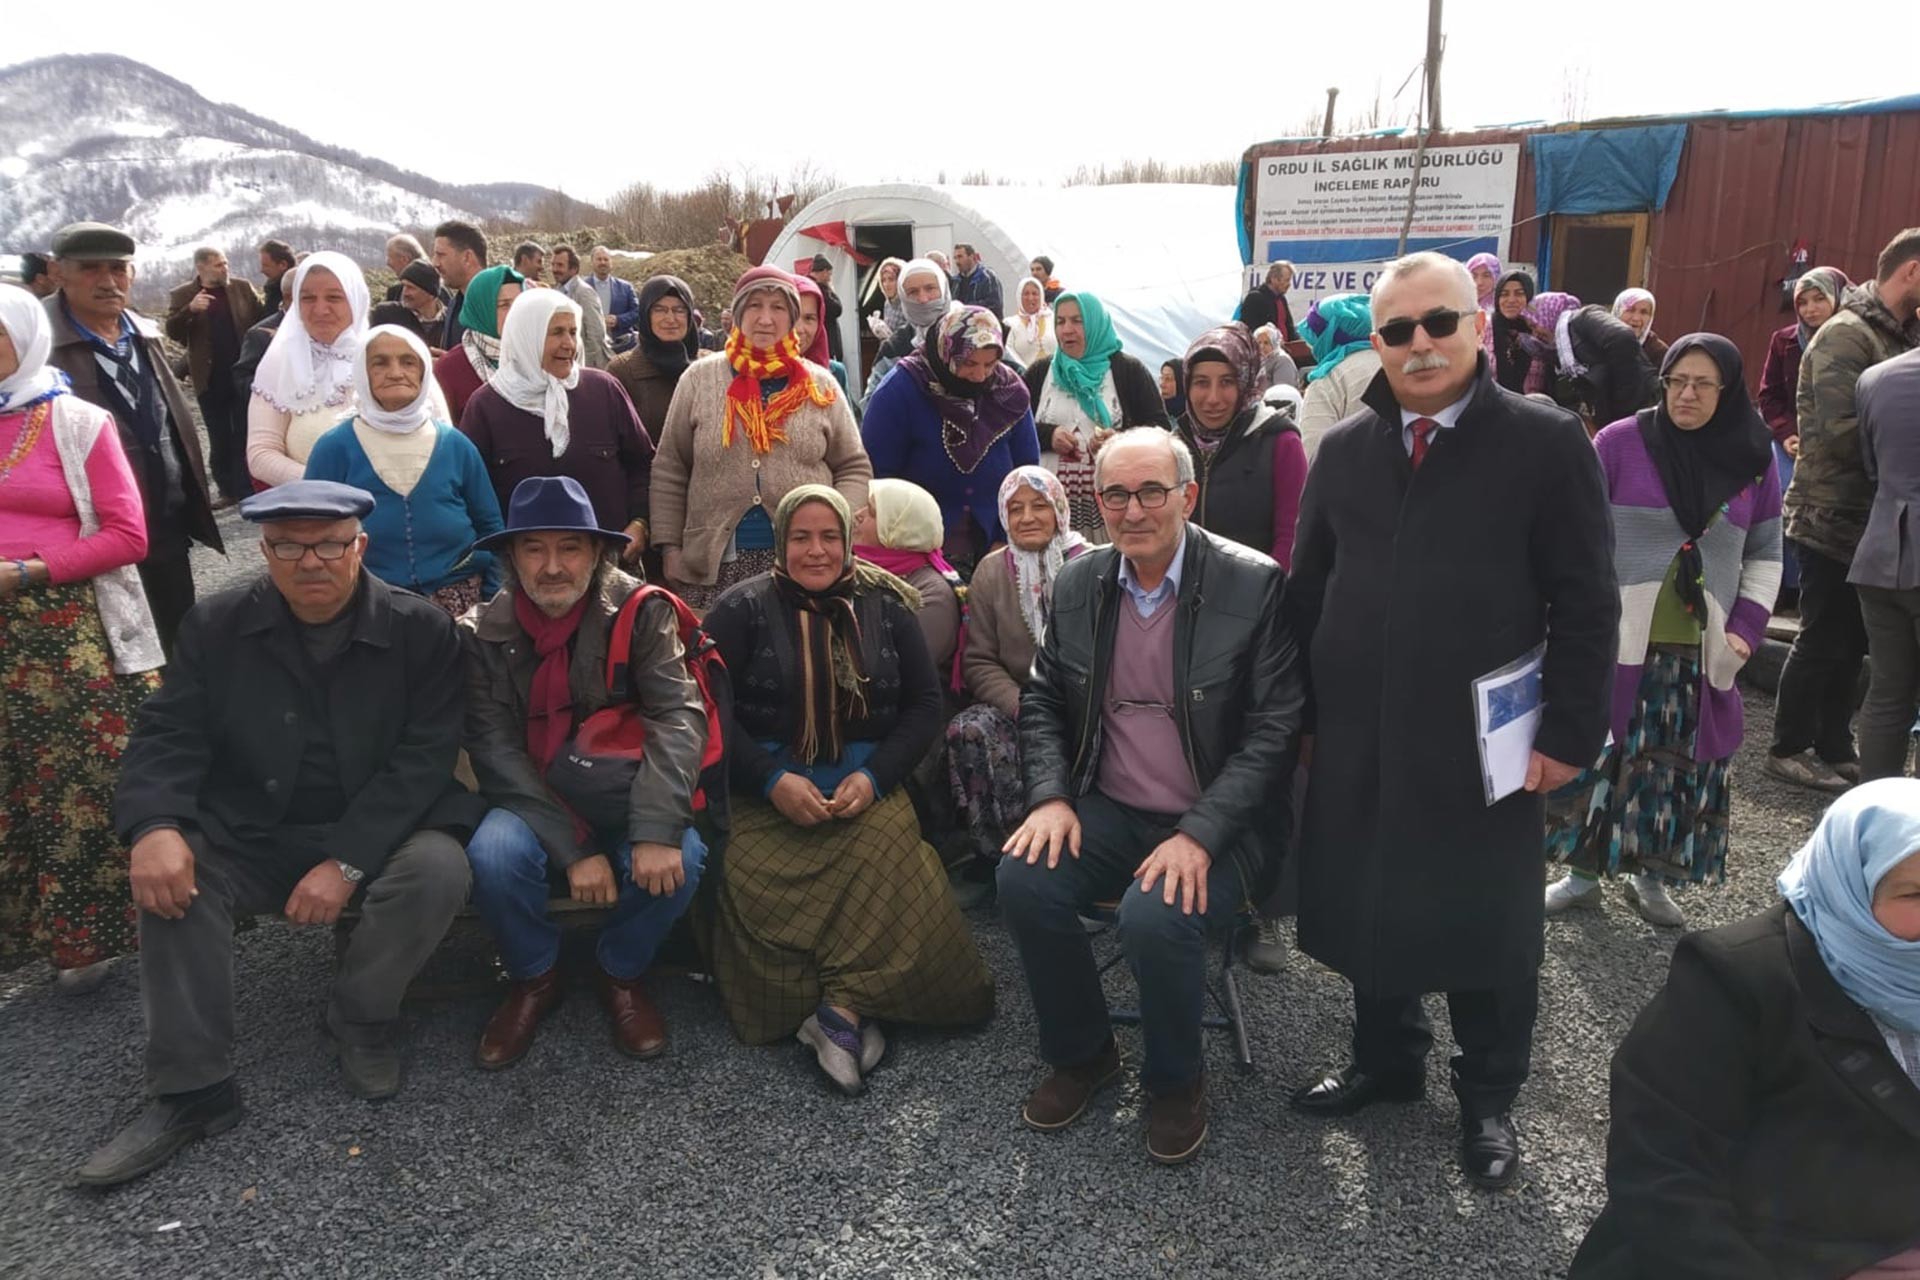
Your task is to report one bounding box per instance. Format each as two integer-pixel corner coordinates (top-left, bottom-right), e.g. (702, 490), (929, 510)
(130, 828), (198, 919)
(629, 842), (684, 897)
(1003, 799), (1081, 869)
(1134, 832), (1212, 916)
(284, 862), (357, 926)
(567, 853), (618, 905)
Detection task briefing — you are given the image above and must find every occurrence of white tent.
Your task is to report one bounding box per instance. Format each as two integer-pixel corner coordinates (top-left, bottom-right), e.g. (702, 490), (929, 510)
(762, 183), (1243, 388)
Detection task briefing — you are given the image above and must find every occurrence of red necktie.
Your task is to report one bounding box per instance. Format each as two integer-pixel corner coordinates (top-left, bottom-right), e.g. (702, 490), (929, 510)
(1410, 417), (1436, 469)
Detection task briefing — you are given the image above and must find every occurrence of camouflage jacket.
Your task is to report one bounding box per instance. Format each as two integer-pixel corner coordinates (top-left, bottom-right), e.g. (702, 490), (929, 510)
(1782, 285), (1920, 561)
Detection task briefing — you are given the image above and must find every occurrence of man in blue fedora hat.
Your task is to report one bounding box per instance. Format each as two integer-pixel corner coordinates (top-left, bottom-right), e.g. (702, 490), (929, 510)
(84, 480), (482, 1186)
(461, 476), (710, 1067)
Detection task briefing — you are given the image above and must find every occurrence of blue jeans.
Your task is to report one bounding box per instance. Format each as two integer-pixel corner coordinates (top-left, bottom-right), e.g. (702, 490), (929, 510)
(466, 808), (706, 982)
(997, 793), (1243, 1094)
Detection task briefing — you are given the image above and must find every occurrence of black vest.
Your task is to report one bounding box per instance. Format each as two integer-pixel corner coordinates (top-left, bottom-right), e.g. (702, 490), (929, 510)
(1178, 405), (1297, 558)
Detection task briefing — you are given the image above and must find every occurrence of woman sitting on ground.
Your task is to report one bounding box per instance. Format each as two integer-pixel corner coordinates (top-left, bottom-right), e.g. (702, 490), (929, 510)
(432, 264), (523, 423)
(852, 477), (964, 678)
(699, 485), (994, 1093)
(1571, 778), (1920, 1278)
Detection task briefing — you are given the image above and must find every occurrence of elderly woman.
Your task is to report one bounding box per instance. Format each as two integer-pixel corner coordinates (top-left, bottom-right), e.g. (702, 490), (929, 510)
(1253, 323), (1300, 393)
(699, 485), (994, 1092)
(1021, 291), (1168, 538)
(1171, 323), (1307, 570)
(1545, 335), (1782, 929)
(1004, 277), (1056, 367)
(652, 266), (872, 610)
(304, 325), (504, 616)
(1487, 271), (1543, 394)
(433, 265), (525, 424)
(862, 306), (1039, 565)
(0, 284), (164, 990)
(248, 251), (374, 487)
(864, 258), (951, 399)
(1759, 266), (1851, 453)
(1570, 778), (1920, 1278)
(1527, 292), (1662, 430)
(852, 477), (963, 677)
(460, 290), (653, 564)
(864, 257), (908, 342)
(608, 274), (701, 433)
(1297, 293), (1380, 458)
(1612, 287), (1669, 364)
(945, 466), (1087, 858)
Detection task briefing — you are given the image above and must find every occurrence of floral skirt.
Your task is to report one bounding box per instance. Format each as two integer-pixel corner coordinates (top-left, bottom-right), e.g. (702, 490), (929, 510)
(945, 703), (1025, 854)
(0, 581), (160, 969)
(1545, 645), (1731, 886)
(1055, 454), (1105, 540)
(428, 575), (484, 619)
(678, 548), (777, 613)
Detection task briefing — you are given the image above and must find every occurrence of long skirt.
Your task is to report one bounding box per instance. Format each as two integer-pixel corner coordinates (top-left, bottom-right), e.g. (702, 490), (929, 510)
(945, 703), (1025, 854)
(698, 788), (995, 1043)
(427, 574), (484, 619)
(678, 548), (776, 613)
(1545, 644), (1731, 886)
(0, 581), (160, 970)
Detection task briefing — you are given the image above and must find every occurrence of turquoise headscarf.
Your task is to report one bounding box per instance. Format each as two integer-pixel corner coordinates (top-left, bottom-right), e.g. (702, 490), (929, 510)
(1302, 293), (1375, 384)
(1048, 291), (1121, 428)
(458, 265), (527, 340)
(1778, 778), (1920, 1034)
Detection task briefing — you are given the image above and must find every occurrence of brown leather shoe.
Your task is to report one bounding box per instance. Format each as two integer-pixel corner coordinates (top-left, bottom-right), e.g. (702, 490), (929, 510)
(475, 969), (563, 1070)
(1020, 1039), (1123, 1132)
(598, 970), (667, 1059)
(1146, 1075), (1209, 1166)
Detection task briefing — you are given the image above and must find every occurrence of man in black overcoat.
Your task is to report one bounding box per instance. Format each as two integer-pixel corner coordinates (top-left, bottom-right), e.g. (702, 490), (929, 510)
(1284, 252), (1619, 1189)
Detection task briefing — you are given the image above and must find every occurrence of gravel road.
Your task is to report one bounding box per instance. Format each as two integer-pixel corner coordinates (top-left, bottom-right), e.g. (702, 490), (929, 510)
(0, 549), (1836, 1280)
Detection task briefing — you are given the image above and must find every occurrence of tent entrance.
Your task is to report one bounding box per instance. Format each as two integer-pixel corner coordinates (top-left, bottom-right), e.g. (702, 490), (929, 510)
(852, 222), (915, 386)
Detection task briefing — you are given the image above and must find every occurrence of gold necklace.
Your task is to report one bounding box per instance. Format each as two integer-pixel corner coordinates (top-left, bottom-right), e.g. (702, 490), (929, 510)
(0, 402), (51, 484)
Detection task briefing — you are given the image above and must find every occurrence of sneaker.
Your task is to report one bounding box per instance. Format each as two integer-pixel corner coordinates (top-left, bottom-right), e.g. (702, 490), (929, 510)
(1623, 874), (1685, 928)
(1543, 875), (1602, 915)
(1240, 916), (1288, 974)
(1762, 751), (1848, 793)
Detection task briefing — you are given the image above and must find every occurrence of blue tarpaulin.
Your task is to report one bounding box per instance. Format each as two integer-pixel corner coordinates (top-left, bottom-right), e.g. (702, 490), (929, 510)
(1529, 125), (1688, 216)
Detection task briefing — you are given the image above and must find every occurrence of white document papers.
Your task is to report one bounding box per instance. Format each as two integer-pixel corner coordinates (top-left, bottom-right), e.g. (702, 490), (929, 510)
(1473, 644), (1547, 805)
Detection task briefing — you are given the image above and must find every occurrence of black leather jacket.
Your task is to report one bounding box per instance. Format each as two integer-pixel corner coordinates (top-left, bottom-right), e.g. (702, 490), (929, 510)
(1019, 523), (1304, 900)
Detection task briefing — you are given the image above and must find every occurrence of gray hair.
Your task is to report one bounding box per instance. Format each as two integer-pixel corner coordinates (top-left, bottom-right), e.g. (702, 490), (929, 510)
(1253, 323), (1281, 344)
(192, 246), (223, 267)
(1370, 251), (1477, 321)
(386, 233), (425, 261)
(1267, 260), (1294, 280)
(1093, 427), (1196, 489)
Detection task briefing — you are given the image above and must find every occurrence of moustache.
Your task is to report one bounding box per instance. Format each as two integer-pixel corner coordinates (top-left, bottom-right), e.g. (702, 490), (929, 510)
(1402, 352), (1453, 373)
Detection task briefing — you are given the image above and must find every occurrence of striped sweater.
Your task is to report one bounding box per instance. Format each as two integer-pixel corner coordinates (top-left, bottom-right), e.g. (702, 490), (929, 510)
(1593, 417), (1784, 763)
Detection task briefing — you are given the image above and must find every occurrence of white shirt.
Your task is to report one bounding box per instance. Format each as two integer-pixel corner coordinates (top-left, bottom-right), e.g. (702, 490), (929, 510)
(1399, 384), (1476, 456)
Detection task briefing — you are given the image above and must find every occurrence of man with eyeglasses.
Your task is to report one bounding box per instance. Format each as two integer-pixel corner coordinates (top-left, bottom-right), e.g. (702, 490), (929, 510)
(82, 481), (481, 1187)
(1285, 252), (1618, 1190)
(999, 427), (1304, 1166)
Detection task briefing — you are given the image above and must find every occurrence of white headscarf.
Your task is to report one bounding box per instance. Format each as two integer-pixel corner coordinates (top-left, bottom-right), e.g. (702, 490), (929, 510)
(0, 283), (67, 412)
(899, 258), (952, 335)
(352, 325), (439, 435)
(251, 251), (370, 413)
(998, 465), (1087, 645)
(489, 289), (582, 458)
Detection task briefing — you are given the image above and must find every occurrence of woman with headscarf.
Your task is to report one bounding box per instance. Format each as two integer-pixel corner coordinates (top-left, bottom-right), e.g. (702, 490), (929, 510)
(1171, 322), (1306, 569)
(1759, 266), (1851, 452)
(651, 266), (872, 610)
(247, 251), (382, 487)
(862, 306), (1039, 567)
(431, 264), (523, 425)
(1159, 360), (1186, 420)
(608, 274), (702, 434)
(1569, 779), (1920, 1277)
(792, 273), (849, 394)
(864, 257), (908, 341)
(1612, 287), (1669, 364)
(304, 325), (504, 616)
(1544, 334), (1782, 929)
(1487, 270), (1543, 394)
(699, 485), (994, 1092)
(0, 283), (163, 991)
(1467, 252), (1502, 311)
(945, 466), (1088, 864)
(852, 477), (964, 677)
(1003, 277), (1056, 367)
(864, 258), (951, 400)
(1527, 291), (1662, 431)
(1297, 293), (1380, 459)
(1021, 291), (1168, 538)
(459, 289), (653, 566)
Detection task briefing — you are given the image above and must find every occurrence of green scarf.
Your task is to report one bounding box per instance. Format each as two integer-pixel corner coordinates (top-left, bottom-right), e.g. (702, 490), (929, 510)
(458, 265), (527, 340)
(1048, 291), (1122, 428)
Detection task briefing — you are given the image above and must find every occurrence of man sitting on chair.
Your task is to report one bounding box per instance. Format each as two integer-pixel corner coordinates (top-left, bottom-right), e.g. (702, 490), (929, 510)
(998, 427), (1304, 1165)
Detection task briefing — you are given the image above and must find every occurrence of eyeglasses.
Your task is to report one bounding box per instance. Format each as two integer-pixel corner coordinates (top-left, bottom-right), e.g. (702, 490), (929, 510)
(1376, 308), (1470, 347)
(1661, 375), (1723, 395)
(1098, 484), (1175, 511)
(265, 539), (354, 562)
(650, 303), (689, 318)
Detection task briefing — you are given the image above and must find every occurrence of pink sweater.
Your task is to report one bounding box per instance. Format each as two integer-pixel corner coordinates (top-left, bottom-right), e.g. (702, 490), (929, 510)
(0, 403), (149, 582)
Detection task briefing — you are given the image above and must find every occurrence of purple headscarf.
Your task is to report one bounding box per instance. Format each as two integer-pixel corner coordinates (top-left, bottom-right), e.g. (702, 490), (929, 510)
(894, 305), (1032, 474)
(1467, 253), (1503, 307)
(1182, 323), (1264, 416)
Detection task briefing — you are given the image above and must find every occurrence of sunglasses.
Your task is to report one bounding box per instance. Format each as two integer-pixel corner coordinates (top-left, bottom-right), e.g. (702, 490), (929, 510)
(1376, 308), (1471, 348)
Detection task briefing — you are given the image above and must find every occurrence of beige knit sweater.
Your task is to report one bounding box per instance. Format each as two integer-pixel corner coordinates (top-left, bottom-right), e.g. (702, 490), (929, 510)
(648, 352), (871, 585)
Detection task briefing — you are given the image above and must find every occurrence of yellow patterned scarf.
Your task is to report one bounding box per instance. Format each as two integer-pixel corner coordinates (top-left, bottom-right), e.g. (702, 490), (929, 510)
(722, 329), (837, 453)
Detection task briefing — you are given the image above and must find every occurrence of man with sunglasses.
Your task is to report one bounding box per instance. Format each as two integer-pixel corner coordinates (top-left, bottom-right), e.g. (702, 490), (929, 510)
(999, 427), (1304, 1166)
(1286, 253), (1618, 1190)
(83, 481), (481, 1187)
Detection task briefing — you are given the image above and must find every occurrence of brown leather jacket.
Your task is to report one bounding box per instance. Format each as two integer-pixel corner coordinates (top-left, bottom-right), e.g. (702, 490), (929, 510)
(461, 567), (707, 863)
(164, 277), (263, 393)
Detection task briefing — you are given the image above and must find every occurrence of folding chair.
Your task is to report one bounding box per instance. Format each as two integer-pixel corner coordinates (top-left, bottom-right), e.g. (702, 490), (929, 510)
(1086, 900), (1256, 1074)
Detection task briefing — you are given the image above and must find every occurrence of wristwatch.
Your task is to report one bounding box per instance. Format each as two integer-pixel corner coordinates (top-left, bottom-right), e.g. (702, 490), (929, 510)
(337, 861), (365, 884)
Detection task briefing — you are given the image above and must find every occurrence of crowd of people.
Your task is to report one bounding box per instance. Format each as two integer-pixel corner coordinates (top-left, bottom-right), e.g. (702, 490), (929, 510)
(4, 211), (1920, 1270)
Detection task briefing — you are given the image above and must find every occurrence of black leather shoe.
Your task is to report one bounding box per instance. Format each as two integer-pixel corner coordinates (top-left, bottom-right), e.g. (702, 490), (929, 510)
(1289, 1064), (1425, 1116)
(1460, 1111), (1522, 1189)
(328, 1028), (402, 1101)
(76, 1079), (244, 1187)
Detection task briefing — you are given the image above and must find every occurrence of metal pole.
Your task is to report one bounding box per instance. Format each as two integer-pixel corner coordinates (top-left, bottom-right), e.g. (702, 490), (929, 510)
(1426, 0), (1444, 134)
(1322, 87), (1340, 139)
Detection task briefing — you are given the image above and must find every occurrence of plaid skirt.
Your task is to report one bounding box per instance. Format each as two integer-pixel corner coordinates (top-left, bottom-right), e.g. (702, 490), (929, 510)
(0, 580), (160, 969)
(1545, 645), (1731, 886)
(698, 787), (995, 1044)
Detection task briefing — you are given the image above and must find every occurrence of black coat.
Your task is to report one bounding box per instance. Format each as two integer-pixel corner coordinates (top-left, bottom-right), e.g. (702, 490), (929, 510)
(1174, 403), (1298, 560)
(1022, 352), (1172, 434)
(1286, 359), (1618, 995)
(1572, 904), (1920, 1279)
(1562, 305), (1661, 427)
(1020, 525), (1304, 902)
(113, 573), (481, 879)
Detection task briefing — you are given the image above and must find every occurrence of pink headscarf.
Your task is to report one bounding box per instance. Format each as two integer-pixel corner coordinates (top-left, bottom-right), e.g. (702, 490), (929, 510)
(1467, 253), (1503, 307)
(997, 466), (1088, 646)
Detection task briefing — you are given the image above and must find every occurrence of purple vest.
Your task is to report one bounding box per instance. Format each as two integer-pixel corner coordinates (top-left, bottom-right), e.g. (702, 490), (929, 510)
(1096, 599), (1200, 815)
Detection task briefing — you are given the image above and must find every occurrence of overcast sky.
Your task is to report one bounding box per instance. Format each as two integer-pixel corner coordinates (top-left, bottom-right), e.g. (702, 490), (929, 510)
(16, 0), (1919, 205)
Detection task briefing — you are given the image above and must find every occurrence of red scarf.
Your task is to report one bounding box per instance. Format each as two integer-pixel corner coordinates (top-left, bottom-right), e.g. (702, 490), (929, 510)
(722, 328), (837, 453)
(514, 589), (590, 772)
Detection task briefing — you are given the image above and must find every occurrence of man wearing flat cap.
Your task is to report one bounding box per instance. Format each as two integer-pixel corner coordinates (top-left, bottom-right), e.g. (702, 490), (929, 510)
(43, 221), (223, 655)
(462, 476), (711, 1069)
(81, 481), (481, 1187)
